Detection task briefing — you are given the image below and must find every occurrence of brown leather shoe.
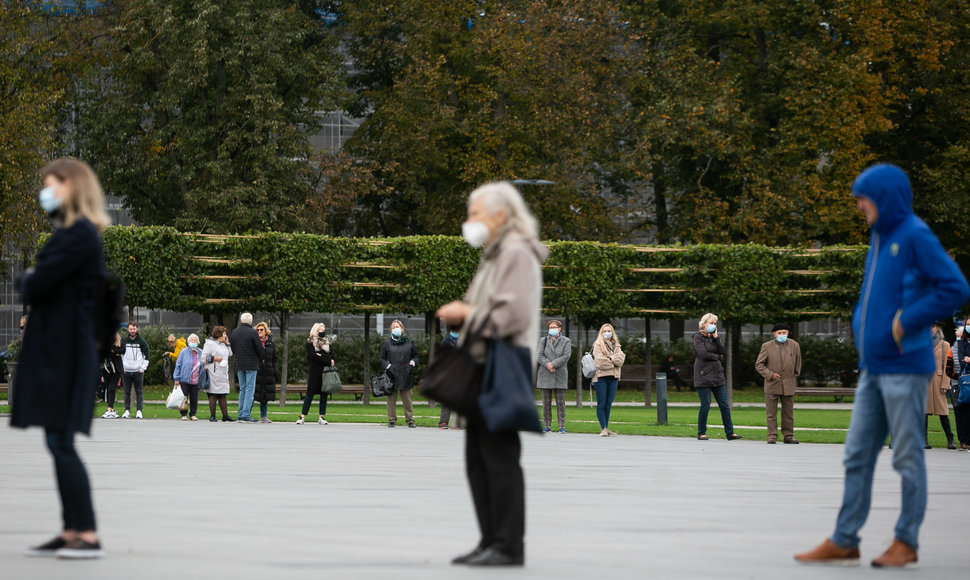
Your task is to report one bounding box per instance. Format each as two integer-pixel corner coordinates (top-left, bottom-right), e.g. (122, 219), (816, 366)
(794, 539), (860, 566)
(784, 437), (800, 444)
(871, 539), (918, 569)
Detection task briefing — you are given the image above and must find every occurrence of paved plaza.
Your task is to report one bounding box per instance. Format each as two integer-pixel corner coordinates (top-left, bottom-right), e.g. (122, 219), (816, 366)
(2, 420), (968, 579)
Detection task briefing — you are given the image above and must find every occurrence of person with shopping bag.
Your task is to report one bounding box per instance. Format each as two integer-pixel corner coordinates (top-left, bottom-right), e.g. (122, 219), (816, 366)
(172, 334), (204, 421)
(436, 181), (548, 567)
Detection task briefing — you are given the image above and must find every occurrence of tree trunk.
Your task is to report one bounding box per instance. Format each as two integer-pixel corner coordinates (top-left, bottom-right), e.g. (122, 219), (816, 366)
(278, 311), (289, 407)
(362, 312), (371, 405)
(669, 317), (684, 343)
(644, 318), (652, 408)
(427, 312), (438, 408)
(726, 321), (742, 406)
(575, 320), (583, 408)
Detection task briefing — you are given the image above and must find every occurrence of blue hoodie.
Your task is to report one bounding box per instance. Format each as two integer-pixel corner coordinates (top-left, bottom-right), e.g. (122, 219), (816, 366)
(851, 164), (969, 374)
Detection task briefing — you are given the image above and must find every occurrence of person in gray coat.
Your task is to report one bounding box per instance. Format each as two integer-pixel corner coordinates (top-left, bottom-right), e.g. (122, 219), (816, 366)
(536, 319), (571, 433)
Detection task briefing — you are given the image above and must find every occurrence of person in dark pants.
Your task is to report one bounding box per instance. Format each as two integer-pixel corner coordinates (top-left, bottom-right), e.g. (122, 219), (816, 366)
(693, 313), (741, 441)
(13, 158), (109, 559)
(380, 319), (418, 428)
(254, 322), (277, 423)
(100, 333), (124, 419)
(437, 181), (548, 567)
(955, 316), (970, 450)
(297, 323), (333, 425)
(662, 354), (689, 390)
(173, 334), (204, 421)
(438, 329), (460, 428)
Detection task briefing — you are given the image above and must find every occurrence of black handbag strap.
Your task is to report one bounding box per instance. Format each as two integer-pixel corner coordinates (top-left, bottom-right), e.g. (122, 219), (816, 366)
(460, 313), (492, 351)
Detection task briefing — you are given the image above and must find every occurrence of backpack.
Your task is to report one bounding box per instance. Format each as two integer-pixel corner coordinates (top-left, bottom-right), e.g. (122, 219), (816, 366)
(94, 271), (126, 359)
(581, 347), (598, 379)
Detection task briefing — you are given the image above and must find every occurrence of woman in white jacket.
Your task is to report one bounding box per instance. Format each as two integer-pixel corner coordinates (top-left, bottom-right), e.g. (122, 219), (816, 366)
(202, 326), (234, 422)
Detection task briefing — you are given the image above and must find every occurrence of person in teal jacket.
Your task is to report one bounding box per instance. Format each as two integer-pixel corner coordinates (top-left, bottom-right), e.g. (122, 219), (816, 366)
(797, 164), (969, 568)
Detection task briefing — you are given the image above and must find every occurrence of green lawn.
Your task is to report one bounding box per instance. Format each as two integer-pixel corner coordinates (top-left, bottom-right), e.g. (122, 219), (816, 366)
(4, 397), (959, 447)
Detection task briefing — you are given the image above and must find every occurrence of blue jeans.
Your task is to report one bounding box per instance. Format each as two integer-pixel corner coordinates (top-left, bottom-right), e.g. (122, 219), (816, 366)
(832, 371), (930, 551)
(236, 370), (257, 419)
(696, 385), (734, 436)
(594, 377), (619, 429)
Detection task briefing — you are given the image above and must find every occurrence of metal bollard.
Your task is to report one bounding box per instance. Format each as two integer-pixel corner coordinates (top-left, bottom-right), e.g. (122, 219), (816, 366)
(655, 373), (668, 425)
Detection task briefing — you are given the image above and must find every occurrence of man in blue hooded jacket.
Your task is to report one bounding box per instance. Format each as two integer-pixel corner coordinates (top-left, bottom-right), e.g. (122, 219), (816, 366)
(796, 164), (969, 568)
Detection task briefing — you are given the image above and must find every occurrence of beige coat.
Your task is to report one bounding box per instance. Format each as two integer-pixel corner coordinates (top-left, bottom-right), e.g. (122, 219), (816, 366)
(927, 340), (951, 416)
(592, 338), (626, 381)
(461, 231), (548, 364)
(755, 339), (802, 396)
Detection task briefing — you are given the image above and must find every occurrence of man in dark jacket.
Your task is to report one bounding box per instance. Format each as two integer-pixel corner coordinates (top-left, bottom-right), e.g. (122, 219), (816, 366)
(796, 164), (969, 568)
(229, 313), (265, 422)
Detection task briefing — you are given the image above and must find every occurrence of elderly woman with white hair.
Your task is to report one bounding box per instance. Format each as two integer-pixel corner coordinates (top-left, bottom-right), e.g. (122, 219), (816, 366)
(437, 181), (548, 567)
(693, 313), (741, 441)
(172, 333), (204, 421)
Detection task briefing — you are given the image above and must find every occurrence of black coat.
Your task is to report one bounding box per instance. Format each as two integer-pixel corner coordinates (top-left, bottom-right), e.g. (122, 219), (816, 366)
(229, 323), (265, 371)
(254, 337), (277, 403)
(12, 218), (104, 435)
(380, 337), (418, 390)
(693, 332), (726, 388)
(306, 340), (335, 396)
(100, 344), (125, 390)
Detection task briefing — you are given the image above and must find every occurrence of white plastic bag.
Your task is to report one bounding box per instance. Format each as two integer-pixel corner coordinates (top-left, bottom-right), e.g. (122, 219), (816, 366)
(166, 385), (185, 410)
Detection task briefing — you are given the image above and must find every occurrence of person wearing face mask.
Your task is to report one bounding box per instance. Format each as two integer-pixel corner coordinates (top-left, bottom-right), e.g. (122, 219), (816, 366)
(591, 323), (624, 436)
(202, 326), (234, 422)
(297, 323), (334, 425)
(955, 318), (970, 451)
(438, 328), (461, 429)
(755, 323), (802, 444)
(173, 333), (204, 421)
(380, 320), (418, 428)
(924, 323), (956, 450)
(437, 181), (548, 567)
(14, 158), (110, 559)
(693, 313), (741, 441)
(536, 320), (572, 433)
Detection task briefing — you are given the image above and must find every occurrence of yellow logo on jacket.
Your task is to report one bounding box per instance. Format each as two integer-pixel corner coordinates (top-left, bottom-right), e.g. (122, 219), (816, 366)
(890, 242), (899, 256)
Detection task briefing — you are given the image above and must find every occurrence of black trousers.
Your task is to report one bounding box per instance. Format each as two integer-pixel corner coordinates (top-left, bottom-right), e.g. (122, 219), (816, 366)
(179, 383), (199, 417)
(955, 404), (970, 445)
(465, 422), (524, 557)
(45, 430), (96, 531)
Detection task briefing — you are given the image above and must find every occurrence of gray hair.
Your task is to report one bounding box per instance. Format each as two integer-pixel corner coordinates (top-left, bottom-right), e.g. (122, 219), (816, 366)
(240, 312), (253, 325)
(468, 181), (539, 241)
(187, 333), (200, 344)
(698, 313), (719, 329)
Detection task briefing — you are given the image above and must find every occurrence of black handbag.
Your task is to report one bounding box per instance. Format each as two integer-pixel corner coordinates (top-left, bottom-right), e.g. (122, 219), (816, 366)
(371, 373), (392, 398)
(477, 339), (543, 433)
(419, 318), (489, 416)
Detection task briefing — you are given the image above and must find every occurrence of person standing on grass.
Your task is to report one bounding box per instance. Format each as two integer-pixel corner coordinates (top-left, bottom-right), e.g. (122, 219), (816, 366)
(438, 328), (460, 429)
(925, 323), (957, 449)
(297, 323), (333, 425)
(173, 334), (203, 422)
(100, 333), (124, 419)
(14, 158), (109, 559)
(955, 318), (970, 451)
(795, 164), (969, 568)
(755, 323), (802, 445)
(254, 322), (277, 424)
(437, 181), (548, 567)
(229, 312), (265, 422)
(592, 323), (625, 437)
(381, 319), (418, 428)
(537, 320), (571, 434)
(692, 313), (741, 441)
(120, 321), (149, 419)
(203, 326), (234, 422)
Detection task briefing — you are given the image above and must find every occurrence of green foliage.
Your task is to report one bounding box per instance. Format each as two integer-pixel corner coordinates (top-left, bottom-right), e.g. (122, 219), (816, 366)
(104, 227), (190, 310)
(798, 336), (860, 388)
(138, 325), (177, 385)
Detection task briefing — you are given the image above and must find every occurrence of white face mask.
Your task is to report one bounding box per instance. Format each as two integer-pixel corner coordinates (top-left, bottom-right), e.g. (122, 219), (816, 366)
(602, 331), (612, 340)
(462, 220), (490, 248)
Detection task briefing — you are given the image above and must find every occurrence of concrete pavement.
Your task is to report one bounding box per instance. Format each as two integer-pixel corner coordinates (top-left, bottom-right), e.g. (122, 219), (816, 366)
(1, 420), (968, 579)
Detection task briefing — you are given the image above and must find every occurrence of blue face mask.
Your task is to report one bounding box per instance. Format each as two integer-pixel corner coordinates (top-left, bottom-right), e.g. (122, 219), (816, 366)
(39, 186), (62, 214)
(603, 331), (612, 340)
(188, 342), (199, 349)
(391, 328), (402, 338)
(706, 324), (717, 334)
(548, 328), (560, 337)
(775, 334), (788, 344)
(449, 331), (460, 339)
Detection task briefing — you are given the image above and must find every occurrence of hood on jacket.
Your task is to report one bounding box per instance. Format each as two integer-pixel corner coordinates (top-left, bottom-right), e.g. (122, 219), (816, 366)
(485, 230), (550, 263)
(851, 164), (913, 234)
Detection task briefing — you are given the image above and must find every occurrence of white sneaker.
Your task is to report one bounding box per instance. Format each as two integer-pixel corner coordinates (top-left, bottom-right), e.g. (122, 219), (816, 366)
(102, 410), (113, 419)
(318, 418), (329, 425)
(600, 429), (610, 437)
(121, 410), (130, 419)
(135, 410), (143, 419)
(295, 416), (304, 425)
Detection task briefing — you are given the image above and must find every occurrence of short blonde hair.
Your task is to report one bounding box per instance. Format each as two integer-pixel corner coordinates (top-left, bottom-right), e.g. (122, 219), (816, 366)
(41, 158), (110, 231)
(390, 319), (405, 331)
(254, 321), (271, 336)
(698, 313), (719, 329)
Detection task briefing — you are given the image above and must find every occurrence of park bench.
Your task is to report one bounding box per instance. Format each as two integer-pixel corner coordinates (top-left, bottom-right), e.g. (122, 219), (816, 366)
(275, 384), (363, 401)
(618, 364), (694, 390)
(794, 387), (856, 402)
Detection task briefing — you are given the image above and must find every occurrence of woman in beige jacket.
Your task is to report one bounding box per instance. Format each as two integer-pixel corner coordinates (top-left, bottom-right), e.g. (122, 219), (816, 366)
(437, 181), (547, 567)
(592, 323), (626, 436)
(926, 323), (956, 449)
